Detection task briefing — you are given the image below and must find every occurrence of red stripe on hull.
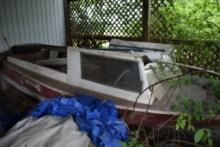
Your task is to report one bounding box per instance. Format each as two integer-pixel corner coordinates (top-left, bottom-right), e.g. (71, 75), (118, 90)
(4, 65), (61, 98)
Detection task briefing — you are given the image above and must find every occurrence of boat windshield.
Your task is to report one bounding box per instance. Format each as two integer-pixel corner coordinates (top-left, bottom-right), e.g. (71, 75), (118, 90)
(81, 53), (142, 92)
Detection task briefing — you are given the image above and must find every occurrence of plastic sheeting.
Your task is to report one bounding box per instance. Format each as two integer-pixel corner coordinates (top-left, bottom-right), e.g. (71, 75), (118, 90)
(0, 116), (92, 147)
(30, 95), (128, 147)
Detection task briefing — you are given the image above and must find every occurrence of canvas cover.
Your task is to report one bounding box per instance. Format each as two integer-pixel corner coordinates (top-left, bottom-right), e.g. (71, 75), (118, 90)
(0, 116), (92, 147)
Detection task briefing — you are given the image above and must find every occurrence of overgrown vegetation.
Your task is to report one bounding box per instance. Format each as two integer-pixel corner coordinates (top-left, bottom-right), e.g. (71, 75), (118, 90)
(120, 134), (144, 147)
(160, 0), (220, 40)
(122, 1), (220, 146)
(159, 0), (220, 74)
(158, 2), (220, 145)
(168, 71), (220, 147)
(171, 97), (220, 147)
(168, 75), (220, 147)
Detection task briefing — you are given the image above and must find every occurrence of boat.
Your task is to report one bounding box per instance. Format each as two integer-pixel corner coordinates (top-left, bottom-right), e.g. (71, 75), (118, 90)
(1, 39), (220, 127)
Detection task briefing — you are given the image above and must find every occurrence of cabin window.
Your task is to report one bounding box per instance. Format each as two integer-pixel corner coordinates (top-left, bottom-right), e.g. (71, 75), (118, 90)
(81, 53), (142, 92)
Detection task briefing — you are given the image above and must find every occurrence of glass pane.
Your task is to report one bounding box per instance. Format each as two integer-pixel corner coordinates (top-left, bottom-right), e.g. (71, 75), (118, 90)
(81, 53), (142, 92)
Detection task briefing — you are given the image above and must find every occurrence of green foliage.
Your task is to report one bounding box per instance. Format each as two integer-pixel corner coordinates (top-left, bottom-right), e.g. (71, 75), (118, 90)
(207, 77), (220, 98)
(120, 138), (144, 147)
(159, 0), (220, 75)
(170, 75), (220, 99)
(175, 113), (195, 131)
(155, 3), (220, 146)
(173, 43), (220, 75)
(172, 97), (220, 147)
(172, 97), (220, 119)
(194, 128), (213, 147)
(120, 131), (144, 147)
(170, 75), (194, 88)
(160, 0), (220, 40)
(169, 74), (220, 146)
(153, 61), (181, 82)
(173, 98), (205, 132)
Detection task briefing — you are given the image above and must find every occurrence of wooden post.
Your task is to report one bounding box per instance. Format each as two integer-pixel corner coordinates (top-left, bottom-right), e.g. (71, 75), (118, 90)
(63, 0), (71, 46)
(142, 0), (151, 42)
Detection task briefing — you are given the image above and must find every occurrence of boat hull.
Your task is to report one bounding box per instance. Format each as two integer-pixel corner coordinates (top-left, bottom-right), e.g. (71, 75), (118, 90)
(2, 61), (220, 127)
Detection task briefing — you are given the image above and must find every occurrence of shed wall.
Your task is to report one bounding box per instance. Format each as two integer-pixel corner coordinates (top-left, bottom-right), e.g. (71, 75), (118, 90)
(0, 0), (65, 51)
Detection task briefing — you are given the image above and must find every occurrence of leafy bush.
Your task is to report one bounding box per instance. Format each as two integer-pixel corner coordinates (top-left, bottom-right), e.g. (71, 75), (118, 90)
(160, 0), (220, 40)
(171, 96), (220, 147)
(158, 0), (220, 75)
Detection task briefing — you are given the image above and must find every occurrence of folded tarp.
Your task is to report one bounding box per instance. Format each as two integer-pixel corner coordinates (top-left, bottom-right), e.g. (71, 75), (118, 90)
(0, 116), (92, 147)
(29, 95), (128, 147)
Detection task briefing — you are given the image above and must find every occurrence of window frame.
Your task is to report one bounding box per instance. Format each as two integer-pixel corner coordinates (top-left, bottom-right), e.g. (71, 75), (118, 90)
(80, 52), (143, 93)
(67, 47), (154, 105)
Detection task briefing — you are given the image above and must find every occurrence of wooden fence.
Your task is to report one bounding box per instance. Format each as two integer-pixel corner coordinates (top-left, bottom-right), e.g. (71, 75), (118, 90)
(64, 0), (153, 44)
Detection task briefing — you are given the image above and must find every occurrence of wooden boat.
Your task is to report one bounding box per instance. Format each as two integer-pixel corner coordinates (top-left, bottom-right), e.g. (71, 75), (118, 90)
(1, 40), (220, 126)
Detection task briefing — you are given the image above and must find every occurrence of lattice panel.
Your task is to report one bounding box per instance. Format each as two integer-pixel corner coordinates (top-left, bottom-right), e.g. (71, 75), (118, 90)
(175, 43), (220, 76)
(150, 0), (173, 40)
(68, 0), (143, 40)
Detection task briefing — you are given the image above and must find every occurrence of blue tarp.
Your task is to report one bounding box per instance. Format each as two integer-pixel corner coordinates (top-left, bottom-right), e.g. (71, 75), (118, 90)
(30, 95), (128, 147)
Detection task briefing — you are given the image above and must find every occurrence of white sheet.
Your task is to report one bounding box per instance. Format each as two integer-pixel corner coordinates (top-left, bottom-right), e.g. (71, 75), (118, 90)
(0, 116), (92, 147)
